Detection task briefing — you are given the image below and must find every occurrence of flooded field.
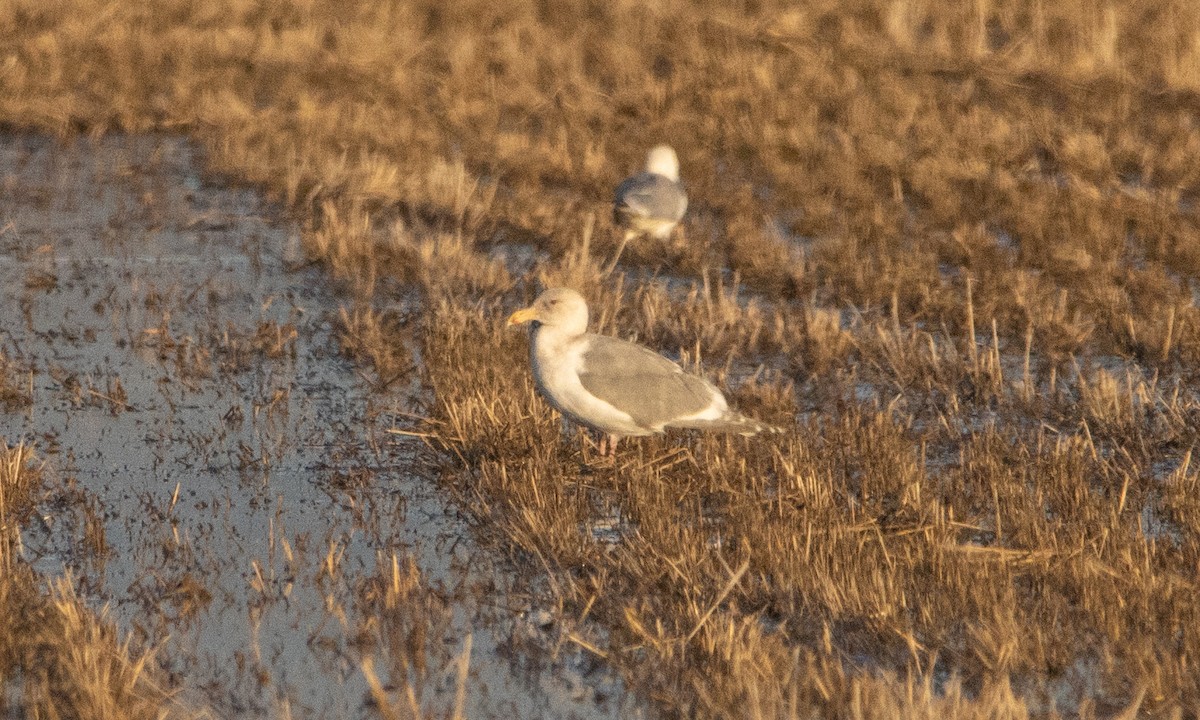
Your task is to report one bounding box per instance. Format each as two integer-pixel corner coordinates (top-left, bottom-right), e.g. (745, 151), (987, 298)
(5, 0), (1200, 715)
(0, 134), (638, 718)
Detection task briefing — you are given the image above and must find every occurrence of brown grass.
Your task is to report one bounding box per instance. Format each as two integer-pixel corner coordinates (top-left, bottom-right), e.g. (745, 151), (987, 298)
(4, 0), (1200, 716)
(0, 442), (200, 718)
(0, 352), (32, 411)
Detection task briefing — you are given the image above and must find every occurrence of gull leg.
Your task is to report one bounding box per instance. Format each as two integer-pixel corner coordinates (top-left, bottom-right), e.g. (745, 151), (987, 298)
(605, 434), (619, 457)
(602, 229), (636, 276)
(595, 434), (620, 457)
(585, 429), (613, 463)
(671, 223), (687, 251)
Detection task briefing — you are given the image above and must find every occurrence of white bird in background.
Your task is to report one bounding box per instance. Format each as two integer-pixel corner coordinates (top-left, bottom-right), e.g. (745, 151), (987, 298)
(606, 144), (688, 274)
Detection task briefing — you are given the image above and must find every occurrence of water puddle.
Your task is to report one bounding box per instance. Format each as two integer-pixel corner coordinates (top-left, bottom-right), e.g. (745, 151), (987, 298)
(0, 134), (639, 718)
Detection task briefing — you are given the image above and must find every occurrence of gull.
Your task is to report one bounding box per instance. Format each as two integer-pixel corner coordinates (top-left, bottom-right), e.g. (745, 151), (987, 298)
(606, 145), (688, 273)
(507, 288), (780, 456)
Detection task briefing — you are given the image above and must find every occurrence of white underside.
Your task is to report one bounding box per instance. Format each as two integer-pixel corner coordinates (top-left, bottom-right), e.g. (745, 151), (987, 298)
(532, 334), (650, 436)
(623, 215), (679, 239)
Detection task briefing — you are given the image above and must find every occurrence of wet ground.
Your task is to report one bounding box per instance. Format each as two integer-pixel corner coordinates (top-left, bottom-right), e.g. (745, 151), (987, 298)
(0, 134), (639, 719)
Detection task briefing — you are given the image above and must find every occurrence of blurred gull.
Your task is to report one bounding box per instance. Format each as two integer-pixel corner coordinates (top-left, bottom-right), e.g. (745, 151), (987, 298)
(507, 288), (780, 456)
(606, 144), (688, 273)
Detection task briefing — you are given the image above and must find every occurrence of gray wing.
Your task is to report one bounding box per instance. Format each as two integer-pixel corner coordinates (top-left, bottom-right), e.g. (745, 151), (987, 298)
(577, 335), (716, 431)
(613, 173), (688, 224)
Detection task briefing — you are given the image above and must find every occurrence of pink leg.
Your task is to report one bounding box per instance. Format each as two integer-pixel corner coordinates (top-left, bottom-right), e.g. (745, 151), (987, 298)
(592, 433), (620, 458)
(604, 435), (619, 457)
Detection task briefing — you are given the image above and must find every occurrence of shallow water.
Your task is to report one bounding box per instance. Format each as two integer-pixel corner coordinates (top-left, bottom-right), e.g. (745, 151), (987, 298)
(0, 134), (638, 719)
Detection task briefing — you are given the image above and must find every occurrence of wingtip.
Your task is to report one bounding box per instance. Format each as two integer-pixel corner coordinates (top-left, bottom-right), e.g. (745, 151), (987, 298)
(740, 424), (787, 437)
(730, 414), (788, 437)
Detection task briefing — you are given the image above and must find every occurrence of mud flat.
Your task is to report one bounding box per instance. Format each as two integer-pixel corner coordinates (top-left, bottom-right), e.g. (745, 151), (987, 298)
(0, 134), (637, 719)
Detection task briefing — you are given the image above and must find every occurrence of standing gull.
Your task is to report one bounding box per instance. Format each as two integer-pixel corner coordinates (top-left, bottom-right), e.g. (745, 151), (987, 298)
(607, 145), (688, 273)
(507, 288), (780, 456)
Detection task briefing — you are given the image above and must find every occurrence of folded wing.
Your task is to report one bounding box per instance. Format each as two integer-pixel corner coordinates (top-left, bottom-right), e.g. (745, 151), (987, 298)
(577, 335), (717, 432)
(613, 173), (687, 228)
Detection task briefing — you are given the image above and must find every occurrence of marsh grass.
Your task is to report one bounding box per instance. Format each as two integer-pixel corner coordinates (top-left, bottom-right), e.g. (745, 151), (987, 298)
(0, 352), (32, 411)
(338, 305), (414, 387)
(4, 0), (1200, 715)
(0, 443), (201, 718)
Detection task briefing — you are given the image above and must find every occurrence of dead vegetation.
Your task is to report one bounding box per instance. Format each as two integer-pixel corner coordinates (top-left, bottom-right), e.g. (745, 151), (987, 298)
(337, 305), (414, 387)
(3, 0), (1200, 716)
(0, 442), (199, 719)
(0, 352), (32, 410)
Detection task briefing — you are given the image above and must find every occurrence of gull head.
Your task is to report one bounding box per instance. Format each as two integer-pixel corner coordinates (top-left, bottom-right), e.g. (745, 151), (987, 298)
(507, 288), (590, 337)
(644, 145), (680, 182)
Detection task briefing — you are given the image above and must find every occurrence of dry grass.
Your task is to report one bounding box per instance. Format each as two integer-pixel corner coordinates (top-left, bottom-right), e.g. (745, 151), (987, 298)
(0, 441), (40, 571)
(0, 442), (200, 718)
(337, 305), (413, 386)
(4, 0), (1200, 716)
(354, 552), (474, 720)
(0, 352), (32, 411)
